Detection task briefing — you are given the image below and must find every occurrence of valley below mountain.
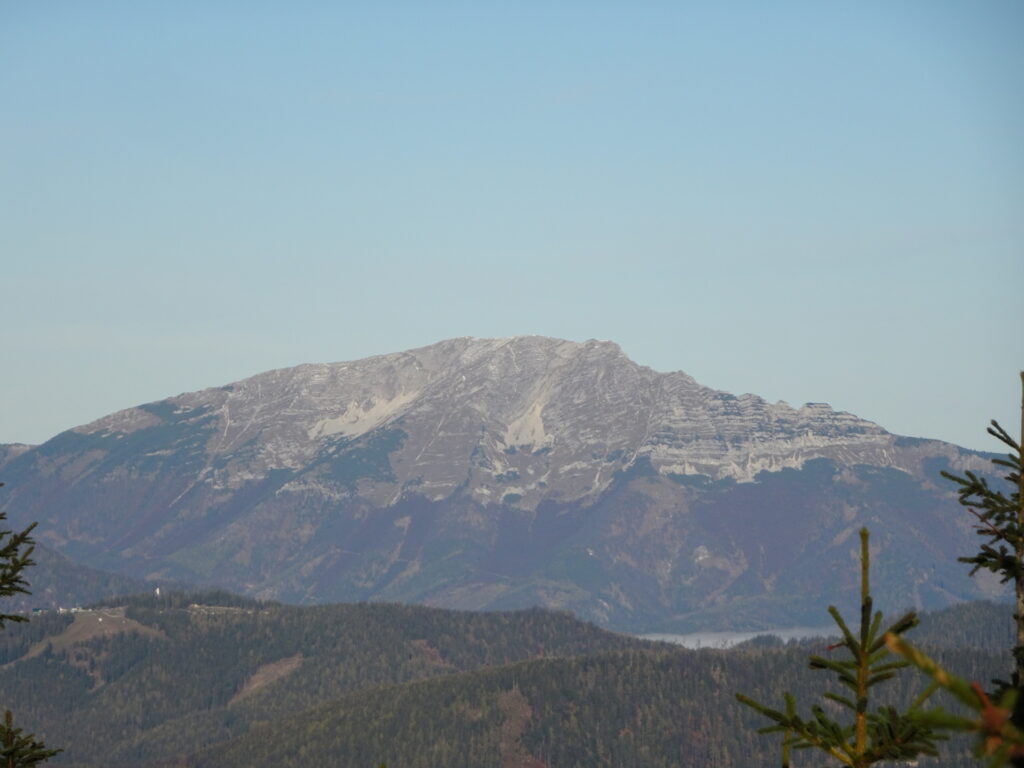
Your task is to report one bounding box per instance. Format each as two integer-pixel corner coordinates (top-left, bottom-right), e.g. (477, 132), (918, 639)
(0, 594), (1010, 767)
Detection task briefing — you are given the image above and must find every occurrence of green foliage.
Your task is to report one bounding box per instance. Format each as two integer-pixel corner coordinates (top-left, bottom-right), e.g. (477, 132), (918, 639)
(939, 395), (1024, 711)
(887, 633), (1024, 766)
(0, 507), (36, 629)
(1, 710), (60, 768)
(886, 376), (1024, 767)
(0, 482), (60, 766)
(736, 528), (943, 767)
(941, 418), (1023, 587)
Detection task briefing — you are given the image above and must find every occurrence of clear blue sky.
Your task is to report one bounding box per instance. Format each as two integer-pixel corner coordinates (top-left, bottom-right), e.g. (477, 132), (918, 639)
(2, 2), (1022, 451)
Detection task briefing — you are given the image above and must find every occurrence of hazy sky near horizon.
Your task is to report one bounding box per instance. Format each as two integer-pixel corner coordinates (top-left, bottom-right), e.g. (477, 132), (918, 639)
(2, 2), (1022, 451)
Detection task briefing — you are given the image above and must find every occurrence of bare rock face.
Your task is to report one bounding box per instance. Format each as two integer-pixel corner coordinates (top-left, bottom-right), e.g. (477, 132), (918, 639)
(0, 337), (999, 631)
(72, 336), (968, 497)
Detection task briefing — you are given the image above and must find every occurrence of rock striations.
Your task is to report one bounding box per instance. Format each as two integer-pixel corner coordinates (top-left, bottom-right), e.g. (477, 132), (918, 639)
(0, 337), (999, 631)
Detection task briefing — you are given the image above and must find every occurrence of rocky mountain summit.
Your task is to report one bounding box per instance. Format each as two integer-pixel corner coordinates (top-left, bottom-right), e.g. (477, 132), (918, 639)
(71, 336), (960, 495)
(0, 337), (998, 631)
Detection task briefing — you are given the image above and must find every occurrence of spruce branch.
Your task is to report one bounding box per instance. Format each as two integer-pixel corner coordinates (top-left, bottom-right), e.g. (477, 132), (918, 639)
(0, 506), (35, 628)
(0, 483), (60, 766)
(736, 528), (942, 766)
(0, 709), (61, 767)
(887, 633), (1024, 766)
(937, 372), (1024, 768)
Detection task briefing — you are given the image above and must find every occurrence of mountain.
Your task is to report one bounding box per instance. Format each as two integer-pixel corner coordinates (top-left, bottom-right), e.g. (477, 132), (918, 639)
(0, 443), (34, 469)
(0, 336), (1001, 631)
(4, 446), (156, 612)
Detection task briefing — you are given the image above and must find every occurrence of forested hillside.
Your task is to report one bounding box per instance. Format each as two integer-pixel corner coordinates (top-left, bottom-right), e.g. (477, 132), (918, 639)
(0, 593), (1010, 767)
(198, 641), (1005, 768)
(1, 592), (643, 765)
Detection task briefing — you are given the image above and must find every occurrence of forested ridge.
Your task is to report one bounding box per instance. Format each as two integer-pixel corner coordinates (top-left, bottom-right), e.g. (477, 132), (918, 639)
(2, 592), (643, 765)
(0, 591), (1010, 767)
(198, 642), (1006, 768)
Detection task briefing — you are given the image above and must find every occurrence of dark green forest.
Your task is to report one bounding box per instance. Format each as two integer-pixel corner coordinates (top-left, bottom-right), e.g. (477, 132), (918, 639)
(0, 592), (1011, 767)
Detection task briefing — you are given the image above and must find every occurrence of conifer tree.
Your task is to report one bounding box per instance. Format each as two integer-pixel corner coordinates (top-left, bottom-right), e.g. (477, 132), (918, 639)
(1, 711), (59, 768)
(940, 372), (1024, 699)
(884, 372), (1024, 766)
(736, 528), (943, 766)
(0, 489), (36, 629)
(0, 483), (61, 767)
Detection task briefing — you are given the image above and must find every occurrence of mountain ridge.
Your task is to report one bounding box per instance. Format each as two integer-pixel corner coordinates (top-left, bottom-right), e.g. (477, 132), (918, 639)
(66, 336), (977, 491)
(0, 336), (1000, 631)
